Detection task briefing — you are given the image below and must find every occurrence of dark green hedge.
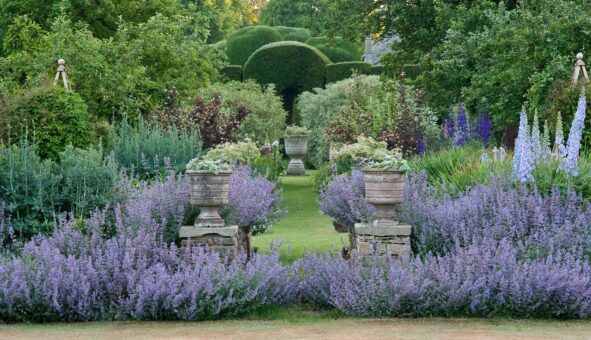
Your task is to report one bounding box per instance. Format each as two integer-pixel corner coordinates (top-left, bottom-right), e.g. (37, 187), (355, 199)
(273, 26), (312, 42)
(243, 41), (331, 93)
(222, 65), (243, 81)
(326, 62), (372, 83)
(1, 87), (94, 160)
(305, 36), (362, 63)
(369, 65), (384, 75)
(226, 26), (283, 65)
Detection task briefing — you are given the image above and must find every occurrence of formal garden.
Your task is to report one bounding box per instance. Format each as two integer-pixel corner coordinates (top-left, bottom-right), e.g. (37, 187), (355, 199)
(1, 0), (591, 338)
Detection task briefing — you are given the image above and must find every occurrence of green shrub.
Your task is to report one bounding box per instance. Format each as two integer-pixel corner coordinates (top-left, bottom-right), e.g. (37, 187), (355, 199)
(109, 120), (202, 179)
(244, 41), (330, 94)
(325, 61), (372, 83)
(0, 141), (120, 238)
(298, 75), (382, 168)
(222, 65), (243, 81)
(0, 86), (94, 160)
(198, 81), (287, 145)
(226, 25), (283, 65)
(273, 26), (312, 42)
(305, 36), (362, 63)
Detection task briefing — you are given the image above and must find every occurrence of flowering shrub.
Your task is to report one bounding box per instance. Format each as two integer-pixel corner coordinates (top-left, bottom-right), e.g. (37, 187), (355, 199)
(224, 166), (285, 235)
(203, 139), (261, 165)
(296, 241), (591, 318)
(0, 177), (294, 322)
(319, 171), (373, 229)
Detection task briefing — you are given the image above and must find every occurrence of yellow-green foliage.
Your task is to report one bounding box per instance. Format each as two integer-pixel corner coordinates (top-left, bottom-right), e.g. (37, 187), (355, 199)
(0, 86), (94, 160)
(226, 25), (282, 65)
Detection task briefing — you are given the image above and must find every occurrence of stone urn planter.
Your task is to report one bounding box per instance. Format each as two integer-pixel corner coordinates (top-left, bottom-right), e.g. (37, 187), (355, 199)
(285, 136), (309, 176)
(362, 168), (405, 227)
(187, 170), (232, 227)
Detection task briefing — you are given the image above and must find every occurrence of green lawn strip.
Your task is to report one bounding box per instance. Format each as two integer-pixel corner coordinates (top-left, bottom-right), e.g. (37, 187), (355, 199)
(252, 172), (343, 261)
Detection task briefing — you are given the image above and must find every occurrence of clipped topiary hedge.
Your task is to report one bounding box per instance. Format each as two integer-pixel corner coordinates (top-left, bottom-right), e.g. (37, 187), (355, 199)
(325, 61), (372, 83)
(369, 65), (384, 75)
(273, 26), (312, 42)
(0, 86), (94, 160)
(243, 41), (331, 94)
(226, 26), (283, 65)
(305, 36), (362, 63)
(222, 65), (243, 81)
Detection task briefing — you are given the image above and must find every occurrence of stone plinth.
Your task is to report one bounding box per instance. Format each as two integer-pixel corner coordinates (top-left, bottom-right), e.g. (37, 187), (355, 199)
(180, 225), (240, 256)
(352, 223), (411, 257)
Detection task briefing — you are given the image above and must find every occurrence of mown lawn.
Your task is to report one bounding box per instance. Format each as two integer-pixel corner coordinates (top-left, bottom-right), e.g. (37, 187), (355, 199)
(3, 307), (591, 340)
(252, 172), (343, 261)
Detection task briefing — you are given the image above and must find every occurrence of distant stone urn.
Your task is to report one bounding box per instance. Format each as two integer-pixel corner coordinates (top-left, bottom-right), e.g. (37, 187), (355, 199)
(285, 136), (308, 176)
(362, 168), (405, 226)
(187, 170), (232, 227)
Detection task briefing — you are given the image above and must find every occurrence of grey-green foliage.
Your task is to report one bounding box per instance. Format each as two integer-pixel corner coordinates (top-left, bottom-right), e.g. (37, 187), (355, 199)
(298, 75), (381, 168)
(198, 81), (287, 144)
(109, 120), (202, 179)
(0, 141), (119, 237)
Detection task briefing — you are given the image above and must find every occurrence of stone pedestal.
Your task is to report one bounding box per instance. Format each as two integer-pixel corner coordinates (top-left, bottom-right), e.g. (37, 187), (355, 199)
(285, 136), (308, 176)
(352, 223), (411, 257)
(180, 225), (240, 256)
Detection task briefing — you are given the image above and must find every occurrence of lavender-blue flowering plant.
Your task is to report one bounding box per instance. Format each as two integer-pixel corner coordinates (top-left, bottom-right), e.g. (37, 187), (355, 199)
(561, 94), (587, 176)
(319, 171), (373, 229)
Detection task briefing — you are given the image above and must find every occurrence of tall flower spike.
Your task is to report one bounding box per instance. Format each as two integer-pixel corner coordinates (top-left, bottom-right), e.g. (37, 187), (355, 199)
(417, 128), (426, 155)
(530, 110), (542, 164)
(517, 122), (534, 183)
(474, 113), (492, 148)
(541, 119), (551, 161)
(553, 112), (566, 159)
(561, 94), (587, 176)
(512, 108), (528, 177)
(455, 102), (470, 146)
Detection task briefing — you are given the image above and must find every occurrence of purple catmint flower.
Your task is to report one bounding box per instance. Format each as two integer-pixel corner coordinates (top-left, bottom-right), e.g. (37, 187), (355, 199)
(319, 171), (373, 229)
(561, 94), (587, 176)
(455, 103), (470, 146)
(417, 128), (426, 155)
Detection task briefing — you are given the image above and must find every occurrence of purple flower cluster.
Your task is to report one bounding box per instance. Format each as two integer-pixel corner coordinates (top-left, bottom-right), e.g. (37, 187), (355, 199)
(0, 178), (294, 322)
(562, 94), (587, 175)
(455, 103), (470, 146)
(319, 171), (373, 229)
(473, 114), (492, 148)
(417, 128), (426, 155)
(296, 240), (591, 318)
(297, 174), (591, 318)
(224, 166), (285, 235)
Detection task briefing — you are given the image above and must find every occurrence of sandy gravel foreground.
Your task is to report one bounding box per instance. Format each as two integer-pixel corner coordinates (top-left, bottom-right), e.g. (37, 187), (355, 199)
(2, 318), (591, 340)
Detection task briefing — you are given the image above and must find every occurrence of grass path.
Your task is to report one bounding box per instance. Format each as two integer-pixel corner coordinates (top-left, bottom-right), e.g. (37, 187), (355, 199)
(252, 173), (342, 260)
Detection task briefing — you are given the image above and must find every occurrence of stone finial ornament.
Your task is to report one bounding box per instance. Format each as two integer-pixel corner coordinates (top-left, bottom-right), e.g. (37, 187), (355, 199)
(572, 52), (589, 85)
(53, 58), (69, 90)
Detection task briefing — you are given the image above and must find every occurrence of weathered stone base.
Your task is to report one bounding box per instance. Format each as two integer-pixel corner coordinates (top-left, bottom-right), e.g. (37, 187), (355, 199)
(352, 223), (411, 257)
(180, 225), (240, 256)
(287, 159), (306, 176)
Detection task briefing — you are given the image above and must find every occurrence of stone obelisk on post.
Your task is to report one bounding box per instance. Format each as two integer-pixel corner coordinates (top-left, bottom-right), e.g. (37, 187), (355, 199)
(53, 58), (69, 90)
(572, 53), (589, 86)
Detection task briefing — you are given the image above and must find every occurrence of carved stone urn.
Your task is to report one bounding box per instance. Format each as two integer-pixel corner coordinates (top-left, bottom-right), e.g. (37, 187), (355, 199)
(180, 170), (240, 255)
(362, 168), (405, 226)
(352, 168), (411, 257)
(285, 136), (309, 176)
(187, 170), (232, 227)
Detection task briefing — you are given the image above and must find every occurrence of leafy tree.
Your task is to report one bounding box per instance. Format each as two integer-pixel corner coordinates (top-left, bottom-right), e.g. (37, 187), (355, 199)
(260, 0), (335, 35)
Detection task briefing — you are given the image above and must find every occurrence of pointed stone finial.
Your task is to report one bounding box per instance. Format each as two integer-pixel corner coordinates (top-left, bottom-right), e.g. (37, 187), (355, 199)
(53, 58), (69, 90)
(572, 53), (589, 85)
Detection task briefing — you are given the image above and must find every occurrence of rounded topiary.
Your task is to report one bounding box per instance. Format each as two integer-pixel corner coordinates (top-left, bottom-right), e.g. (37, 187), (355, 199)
(305, 36), (363, 63)
(226, 26), (283, 65)
(273, 26), (312, 42)
(243, 41), (331, 94)
(326, 62), (372, 83)
(1, 87), (94, 160)
(222, 65), (243, 81)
